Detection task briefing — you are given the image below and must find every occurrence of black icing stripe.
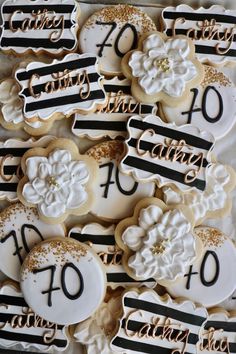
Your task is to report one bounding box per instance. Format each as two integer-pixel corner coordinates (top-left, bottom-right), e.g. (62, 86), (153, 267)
(112, 336), (193, 354)
(0, 295), (27, 307)
(73, 120), (127, 132)
(162, 11), (236, 24)
(1, 37), (76, 49)
(122, 155), (206, 190)
(124, 297), (206, 326)
(129, 119), (213, 151)
(103, 84), (131, 95)
(0, 313), (64, 330)
(16, 57), (97, 81)
(3, 165), (18, 175)
(0, 147), (28, 156)
(69, 232), (115, 245)
(165, 28), (236, 42)
(195, 44), (236, 57)
(128, 138), (209, 168)
(24, 90), (105, 113)
(3, 19), (73, 30)
(122, 319), (199, 344)
(0, 328), (67, 347)
(205, 321), (236, 332)
(2, 4), (75, 13)
(107, 273), (154, 284)
(0, 183), (18, 192)
(202, 339), (236, 353)
(21, 72), (100, 98)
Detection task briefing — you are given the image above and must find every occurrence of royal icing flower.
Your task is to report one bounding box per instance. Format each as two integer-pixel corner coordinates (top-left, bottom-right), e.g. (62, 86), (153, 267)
(121, 204), (196, 281)
(124, 32), (203, 102)
(0, 78), (24, 125)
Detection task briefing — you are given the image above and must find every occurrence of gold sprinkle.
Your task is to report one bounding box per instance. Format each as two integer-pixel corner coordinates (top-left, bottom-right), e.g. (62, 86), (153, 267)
(150, 240), (167, 255)
(155, 58), (170, 72)
(195, 227), (227, 249)
(47, 176), (60, 188)
(201, 66), (232, 88)
(86, 140), (124, 163)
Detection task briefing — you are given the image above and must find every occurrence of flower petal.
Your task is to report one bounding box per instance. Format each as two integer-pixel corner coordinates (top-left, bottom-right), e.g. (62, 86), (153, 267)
(143, 33), (165, 53)
(2, 99), (24, 124)
(38, 162), (51, 179)
(0, 79), (18, 104)
(138, 205), (163, 230)
(122, 226), (145, 251)
(48, 149), (71, 165)
(129, 51), (147, 77)
(32, 177), (48, 196)
(68, 161), (90, 184)
(166, 38), (190, 59)
(163, 77), (185, 97)
(66, 184), (88, 209)
(22, 183), (42, 204)
(139, 74), (164, 95)
(26, 157), (48, 181)
(38, 200), (66, 218)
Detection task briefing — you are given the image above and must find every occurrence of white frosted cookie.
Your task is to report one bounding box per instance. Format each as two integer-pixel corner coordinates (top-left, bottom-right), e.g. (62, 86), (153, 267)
(20, 237), (106, 325)
(79, 4), (156, 75)
(0, 0), (79, 56)
(86, 140), (155, 220)
(162, 5), (236, 66)
(0, 202), (65, 282)
(69, 223), (156, 289)
(163, 162), (236, 226)
(119, 114), (215, 192)
(0, 136), (55, 201)
(72, 76), (157, 140)
(74, 295), (121, 354)
(0, 281), (69, 351)
(166, 226), (236, 308)
(161, 66), (236, 140)
(111, 289), (208, 354)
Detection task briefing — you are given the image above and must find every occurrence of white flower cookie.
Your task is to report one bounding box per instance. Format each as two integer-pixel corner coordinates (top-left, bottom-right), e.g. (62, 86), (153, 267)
(115, 197), (200, 284)
(121, 31), (204, 105)
(17, 138), (98, 224)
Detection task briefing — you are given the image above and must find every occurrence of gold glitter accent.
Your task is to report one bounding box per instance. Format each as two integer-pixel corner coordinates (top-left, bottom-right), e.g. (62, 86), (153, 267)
(195, 227), (227, 249)
(86, 140), (124, 163)
(200, 66), (232, 88)
(156, 58), (170, 72)
(47, 176), (59, 188)
(150, 240), (167, 255)
(84, 4), (156, 33)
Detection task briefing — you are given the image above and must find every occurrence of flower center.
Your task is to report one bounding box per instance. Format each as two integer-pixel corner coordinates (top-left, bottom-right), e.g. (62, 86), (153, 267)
(155, 58), (170, 72)
(47, 175), (60, 188)
(150, 240), (167, 255)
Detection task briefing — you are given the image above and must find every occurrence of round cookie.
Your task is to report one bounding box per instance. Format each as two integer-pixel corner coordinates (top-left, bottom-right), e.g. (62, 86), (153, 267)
(20, 237), (106, 325)
(86, 140), (156, 220)
(79, 4), (156, 75)
(160, 66), (236, 140)
(165, 226), (236, 308)
(0, 202), (65, 282)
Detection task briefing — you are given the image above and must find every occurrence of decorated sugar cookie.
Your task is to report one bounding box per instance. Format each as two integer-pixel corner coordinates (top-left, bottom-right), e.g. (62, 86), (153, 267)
(161, 66), (236, 140)
(0, 0), (79, 56)
(198, 310), (236, 353)
(72, 77), (157, 140)
(79, 4), (156, 75)
(111, 289), (208, 354)
(163, 163), (236, 226)
(20, 237), (106, 325)
(74, 294), (121, 354)
(162, 5), (236, 66)
(0, 136), (55, 201)
(17, 139), (98, 224)
(86, 140), (155, 220)
(115, 197), (199, 283)
(0, 281), (69, 351)
(15, 53), (106, 120)
(0, 202), (65, 282)
(121, 31), (204, 105)
(120, 115), (215, 192)
(69, 223), (156, 289)
(166, 227), (236, 308)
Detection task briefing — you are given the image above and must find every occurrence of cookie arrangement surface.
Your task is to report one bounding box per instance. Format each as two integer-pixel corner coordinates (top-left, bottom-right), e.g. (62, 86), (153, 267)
(0, 2), (235, 354)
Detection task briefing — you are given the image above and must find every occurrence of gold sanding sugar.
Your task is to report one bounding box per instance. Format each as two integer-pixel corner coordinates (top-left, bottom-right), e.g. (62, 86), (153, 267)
(195, 227), (227, 248)
(86, 140), (124, 163)
(201, 66), (232, 88)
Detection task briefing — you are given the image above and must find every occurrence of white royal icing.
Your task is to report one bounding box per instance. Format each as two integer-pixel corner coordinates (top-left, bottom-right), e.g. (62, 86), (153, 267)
(0, 282), (69, 351)
(72, 76), (157, 140)
(69, 223), (156, 289)
(0, 0), (79, 55)
(162, 5), (236, 65)
(218, 290), (236, 311)
(15, 53), (107, 120)
(120, 115), (215, 192)
(0, 136), (55, 201)
(79, 4), (156, 75)
(111, 290), (208, 354)
(86, 140), (155, 220)
(0, 202), (65, 282)
(129, 32), (197, 97)
(0, 78), (24, 125)
(74, 296), (121, 354)
(163, 163), (235, 225)
(122, 204), (196, 281)
(22, 148), (90, 219)
(161, 66), (236, 140)
(20, 238), (106, 326)
(166, 226), (236, 308)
